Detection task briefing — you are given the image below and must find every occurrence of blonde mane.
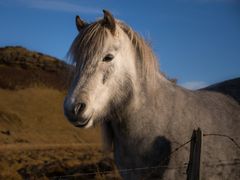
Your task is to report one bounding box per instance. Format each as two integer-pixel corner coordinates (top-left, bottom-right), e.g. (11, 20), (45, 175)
(118, 21), (160, 83)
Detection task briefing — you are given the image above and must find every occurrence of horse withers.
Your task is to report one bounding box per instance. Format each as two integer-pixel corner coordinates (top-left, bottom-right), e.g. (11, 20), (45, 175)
(64, 10), (240, 179)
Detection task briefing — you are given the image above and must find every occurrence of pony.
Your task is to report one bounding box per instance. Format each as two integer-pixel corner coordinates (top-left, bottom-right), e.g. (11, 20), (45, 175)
(64, 10), (240, 179)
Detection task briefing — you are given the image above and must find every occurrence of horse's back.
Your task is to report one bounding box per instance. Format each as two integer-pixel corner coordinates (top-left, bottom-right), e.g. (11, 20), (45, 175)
(178, 86), (240, 179)
(160, 82), (240, 179)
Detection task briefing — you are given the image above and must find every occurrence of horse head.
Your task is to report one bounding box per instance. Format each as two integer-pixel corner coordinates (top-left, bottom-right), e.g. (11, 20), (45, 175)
(64, 10), (137, 128)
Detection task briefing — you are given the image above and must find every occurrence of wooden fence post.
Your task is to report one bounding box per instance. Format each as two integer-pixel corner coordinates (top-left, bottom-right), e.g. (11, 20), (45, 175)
(187, 128), (202, 180)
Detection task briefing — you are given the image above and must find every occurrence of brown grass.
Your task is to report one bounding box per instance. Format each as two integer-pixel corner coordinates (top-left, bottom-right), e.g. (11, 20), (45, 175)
(0, 87), (101, 144)
(0, 144), (120, 179)
(0, 46), (120, 179)
(0, 87), (120, 179)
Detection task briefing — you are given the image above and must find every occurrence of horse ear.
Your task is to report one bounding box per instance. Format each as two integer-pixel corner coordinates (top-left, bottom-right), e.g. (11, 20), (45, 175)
(102, 9), (116, 34)
(76, 15), (86, 32)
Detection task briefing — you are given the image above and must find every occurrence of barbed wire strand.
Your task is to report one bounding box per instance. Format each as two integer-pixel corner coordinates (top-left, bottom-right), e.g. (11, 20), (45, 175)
(203, 133), (240, 150)
(51, 160), (240, 179)
(52, 164), (188, 179)
(168, 139), (192, 158)
(51, 139), (193, 179)
(56, 138), (192, 177)
(204, 161), (240, 167)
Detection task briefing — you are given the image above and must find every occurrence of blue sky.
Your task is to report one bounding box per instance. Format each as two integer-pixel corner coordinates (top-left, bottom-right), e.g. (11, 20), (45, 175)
(0, 0), (239, 89)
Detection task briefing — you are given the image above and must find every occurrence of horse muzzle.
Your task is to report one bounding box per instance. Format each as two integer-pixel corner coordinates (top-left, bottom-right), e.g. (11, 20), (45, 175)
(64, 97), (91, 128)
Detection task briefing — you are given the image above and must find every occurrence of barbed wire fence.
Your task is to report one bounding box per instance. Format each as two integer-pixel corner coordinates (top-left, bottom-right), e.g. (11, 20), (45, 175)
(47, 128), (240, 179)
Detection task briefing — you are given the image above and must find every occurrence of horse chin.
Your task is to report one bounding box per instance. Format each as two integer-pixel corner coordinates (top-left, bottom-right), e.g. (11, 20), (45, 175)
(74, 116), (93, 128)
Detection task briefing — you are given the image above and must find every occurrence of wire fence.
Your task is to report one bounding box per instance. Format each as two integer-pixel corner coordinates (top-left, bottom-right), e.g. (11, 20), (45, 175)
(203, 133), (240, 150)
(47, 132), (240, 179)
(51, 160), (240, 179)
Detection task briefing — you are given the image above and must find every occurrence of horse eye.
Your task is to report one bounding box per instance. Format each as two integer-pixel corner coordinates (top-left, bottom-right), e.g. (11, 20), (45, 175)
(103, 54), (114, 62)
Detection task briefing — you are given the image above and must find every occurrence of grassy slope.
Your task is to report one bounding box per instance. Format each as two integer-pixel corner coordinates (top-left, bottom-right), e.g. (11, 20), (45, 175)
(0, 46), (120, 179)
(0, 87), (101, 144)
(0, 87), (117, 179)
(0, 46), (101, 145)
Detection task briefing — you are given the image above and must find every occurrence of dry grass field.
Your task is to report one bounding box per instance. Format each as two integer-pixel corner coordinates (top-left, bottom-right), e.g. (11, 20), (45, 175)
(0, 87), (101, 144)
(0, 46), (120, 179)
(0, 143), (119, 179)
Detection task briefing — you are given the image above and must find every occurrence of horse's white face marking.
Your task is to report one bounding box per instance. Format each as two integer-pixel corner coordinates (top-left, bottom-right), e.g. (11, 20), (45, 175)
(65, 25), (136, 128)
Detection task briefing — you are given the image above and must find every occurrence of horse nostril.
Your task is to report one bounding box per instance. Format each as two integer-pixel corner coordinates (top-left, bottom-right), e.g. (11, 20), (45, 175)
(74, 103), (86, 115)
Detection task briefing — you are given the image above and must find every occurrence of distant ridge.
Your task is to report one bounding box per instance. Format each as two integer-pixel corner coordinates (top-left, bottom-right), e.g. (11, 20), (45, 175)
(0, 46), (73, 90)
(203, 78), (240, 104)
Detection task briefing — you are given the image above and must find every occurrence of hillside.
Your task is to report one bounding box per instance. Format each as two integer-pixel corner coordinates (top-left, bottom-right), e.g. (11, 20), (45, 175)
(0, 46), (72, 90)
(0, 46), (118, 179)
(0, 46), (101, 144)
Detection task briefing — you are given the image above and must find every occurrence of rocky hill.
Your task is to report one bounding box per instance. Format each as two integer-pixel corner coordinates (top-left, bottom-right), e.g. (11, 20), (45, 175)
(0, 46), (73, 90)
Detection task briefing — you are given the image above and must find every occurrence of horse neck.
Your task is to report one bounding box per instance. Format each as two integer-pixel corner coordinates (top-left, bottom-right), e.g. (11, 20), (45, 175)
(135, 71), (170, 107)
(103, 72), (176, 152)
(112, 72), (173, 136)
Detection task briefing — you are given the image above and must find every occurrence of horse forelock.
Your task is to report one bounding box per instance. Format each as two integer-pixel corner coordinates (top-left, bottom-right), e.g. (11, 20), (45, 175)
(68, 19), (162, 87)
(67, 21), (107, 69)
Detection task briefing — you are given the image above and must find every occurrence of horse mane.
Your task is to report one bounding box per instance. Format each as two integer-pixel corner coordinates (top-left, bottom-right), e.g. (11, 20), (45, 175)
(118, 22), (160, 84)
(68, 19), (160, 83)
(67, 21), (108, 70)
